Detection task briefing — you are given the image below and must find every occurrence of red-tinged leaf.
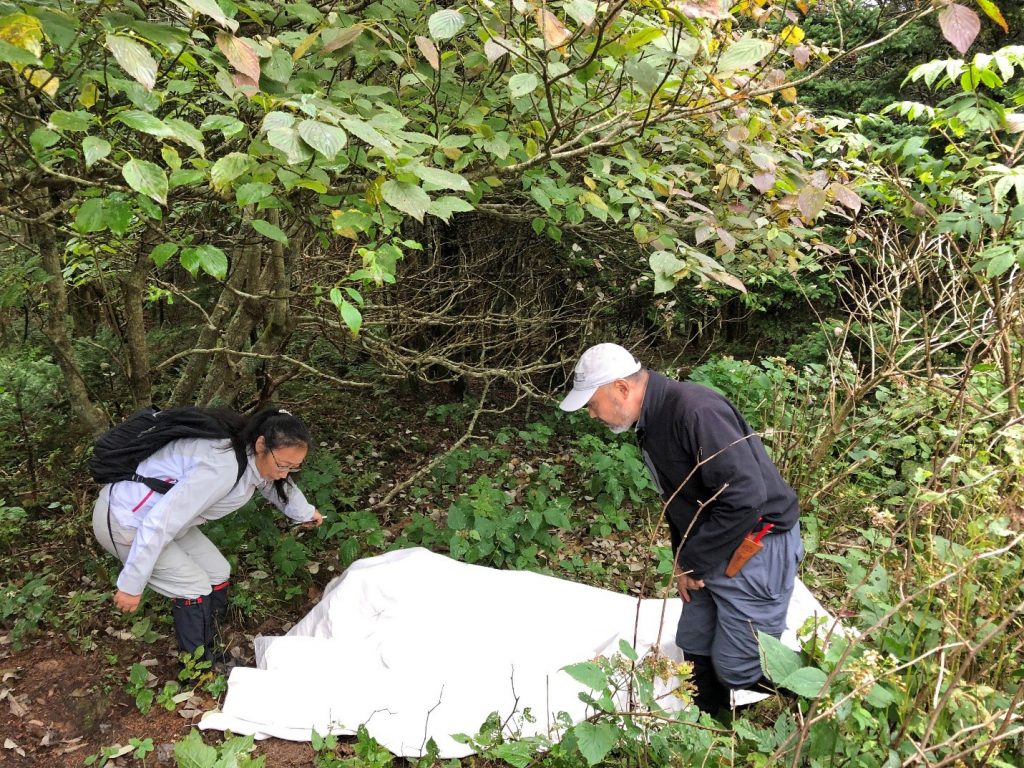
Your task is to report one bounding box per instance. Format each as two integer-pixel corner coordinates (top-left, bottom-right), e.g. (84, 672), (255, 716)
(793, 44), (810, 69)
(830, 183), (863, 215)
(535, 8), (572, 49)
(674, 0), (731, 20)
(323, 24), (365, 53)
(216, 33), (261, 84)
(797, 185), (826, 221)
(752, 170), (776, 193)
(415, 35), (439, 71)
(231, 73), (259, 96)
(976, 0), (1008, 34)
(938, 4), (980, 56)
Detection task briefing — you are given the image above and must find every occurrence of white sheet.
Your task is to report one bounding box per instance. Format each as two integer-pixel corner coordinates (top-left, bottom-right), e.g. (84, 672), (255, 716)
(200, 547), (832, 758)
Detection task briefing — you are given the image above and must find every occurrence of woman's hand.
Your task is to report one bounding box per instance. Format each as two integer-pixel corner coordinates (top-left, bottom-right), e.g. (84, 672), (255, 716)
(302, 509), (324, 529)
(676, 573), (705, 603)
(114, 589), (142, 613)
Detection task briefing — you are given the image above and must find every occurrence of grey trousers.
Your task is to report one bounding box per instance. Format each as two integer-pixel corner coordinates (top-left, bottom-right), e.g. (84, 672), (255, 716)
(676, 524), (804, 688)
(91, 486), (230, 600)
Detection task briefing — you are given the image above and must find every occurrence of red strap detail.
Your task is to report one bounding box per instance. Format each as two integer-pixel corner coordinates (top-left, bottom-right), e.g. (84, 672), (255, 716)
(183, 596), (204, 606)
(130, 478), (175, 512)
(753, 523), (775, 543)
(212, 580), (230, 591)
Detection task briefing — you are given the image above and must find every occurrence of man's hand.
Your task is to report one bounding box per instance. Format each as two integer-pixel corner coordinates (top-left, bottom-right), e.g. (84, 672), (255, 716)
(302, 509), (324, 529)
(114, 590), (142, 613)
(676, 574), (705, 603)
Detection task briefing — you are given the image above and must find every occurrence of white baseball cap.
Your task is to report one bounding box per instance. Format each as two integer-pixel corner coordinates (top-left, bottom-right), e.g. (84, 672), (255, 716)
(559, 343), (642, 412)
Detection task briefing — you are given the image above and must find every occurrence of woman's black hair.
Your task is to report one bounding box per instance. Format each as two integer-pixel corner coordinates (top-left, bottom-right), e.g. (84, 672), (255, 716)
(202, 406), (310, 503)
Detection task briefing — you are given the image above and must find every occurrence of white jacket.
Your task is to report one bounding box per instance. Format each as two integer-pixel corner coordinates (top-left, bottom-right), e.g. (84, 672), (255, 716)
(105, 437), (316, 595)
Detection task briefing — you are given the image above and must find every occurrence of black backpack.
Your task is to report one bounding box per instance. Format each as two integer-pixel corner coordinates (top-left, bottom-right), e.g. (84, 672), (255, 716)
(88, 406), (247, 494)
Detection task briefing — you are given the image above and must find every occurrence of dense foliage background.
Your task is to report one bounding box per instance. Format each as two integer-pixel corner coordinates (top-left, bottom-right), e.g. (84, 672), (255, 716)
(0, 0), (1021, 766)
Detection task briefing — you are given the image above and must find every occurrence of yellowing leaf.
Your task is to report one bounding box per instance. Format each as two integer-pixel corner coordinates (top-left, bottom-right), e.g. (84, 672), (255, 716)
(0, 13), (43, 57)
(79, 81), (98, 108)
(779, 25), (804, 45)
(26, 68), (58, 96)
(583, 175), (596, 191)
(780, 86), (797, 102)
(292, 29), (321, 61)
(976, 0), (1008, 34)
(535, 8), (572, 49)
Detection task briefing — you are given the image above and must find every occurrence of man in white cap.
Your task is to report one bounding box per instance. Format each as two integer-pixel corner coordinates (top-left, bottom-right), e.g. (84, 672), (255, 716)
(559, 343), (803, 716)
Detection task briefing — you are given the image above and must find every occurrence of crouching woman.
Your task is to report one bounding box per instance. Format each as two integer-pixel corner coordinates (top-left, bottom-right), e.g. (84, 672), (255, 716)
(92, 407), (323, 659)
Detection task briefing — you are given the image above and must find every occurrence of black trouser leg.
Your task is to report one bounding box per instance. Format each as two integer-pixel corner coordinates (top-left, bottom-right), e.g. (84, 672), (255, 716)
(689, 654), (730, 715)
(171, 595), (213, 658)
(210, 580), (229, 636)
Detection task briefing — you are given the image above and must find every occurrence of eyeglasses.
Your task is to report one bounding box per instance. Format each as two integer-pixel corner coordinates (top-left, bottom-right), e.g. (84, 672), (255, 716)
(269, 446), (303, 473)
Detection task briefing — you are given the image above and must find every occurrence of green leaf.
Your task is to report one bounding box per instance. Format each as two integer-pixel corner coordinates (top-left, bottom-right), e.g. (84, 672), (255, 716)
(985, 246), (1016, 278)
(164, 118), (206, 157)
(717, 37), (774, 74)
(618, 638), (638, 661)
(427, 195), (474, 222)
(116, 110), (173, 138)
(0, 39), (41, 67)
(779, 666), (827, 698)
(74, 198), (107, 233)
(758, 631), (802, 682)
(428, 9), (465, 40)
(297, 119), (347, 160)
(106, 34), (158, 91)
(649, 250), (686, 294)
(169, 169), (205, 188)
(338, 299), (362, 336)
(509, 72), (539, 99)
(106, 200), (133, 235)
(210, 152), (256, 192)
(181, 244), (228, 280)
(29, 128), (59, 154)
(413, 165), (470, 192)
(267, 127), (312, 165)
(49, 110), (92, 132)
(122, 158), (168, 205)
(562, 661), (608, 692)
(180, 0), (238, 33)
(236, 182), (273, 206)
(172, 729), (219, 768)
(250, 218), (289, 244)
(574, 721), (618, 766)
(263, 47), (293, 83)
(201, 114), (245, 139)
(381, 180), (430, 222)
(150, 243), (178, 267)
(341, 117), (396, 157)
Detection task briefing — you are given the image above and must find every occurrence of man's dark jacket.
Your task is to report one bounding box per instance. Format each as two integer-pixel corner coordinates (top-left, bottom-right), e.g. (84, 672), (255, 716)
(636, 370), (799, 578)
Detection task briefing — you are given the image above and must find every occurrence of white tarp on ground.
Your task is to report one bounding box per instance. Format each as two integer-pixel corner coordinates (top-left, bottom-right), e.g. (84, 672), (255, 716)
(200, 547), (832, 758)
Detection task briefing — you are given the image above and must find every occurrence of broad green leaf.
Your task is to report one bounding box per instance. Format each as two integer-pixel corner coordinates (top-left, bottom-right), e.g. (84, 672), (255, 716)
(0, 13), (44, 57)
(413, 165), (470, 192)
(717, 37), (774, 74)
(263, 47), (293, 83)
(82, 136), (110, 169)
(180, 0), (238, 32)
(122, 158), (168, 205)
(29, 128), (59, 154)
(180, 244), (227, 279)
(574, 721), (618, 766)
(338, 299), (362, 336)
(250, 218), (288, 244)
(428, 9), (465, 40)
(201, 114), (245, 138)
(985, 246), (1016, 278)
(169, 169), (205, 188)
(267, 127), (312, 165)
(48, 110), (92, 132)
(74, 198), (107, 233)
(236, 182), (273, 206)
(490, 741), (536, 768)
(173, 728), (219, 768)
(106, 34), (158, 91)
(164, 118), (206, 157)
(0, 39), (40, 67)
(262, 111), (295, 132)
(626, 27), (663, 52)
(381, 180), (430, 222)
(618, 638), (638, 661)
(210, 152), (256, 192)
(427, 196), (474, 222)
(297, 119), (347, 160)
(341, 117), (396, 157)
(779, 666), (827, 698)
(161, 146), (181, 171)
(758, 631), (802, 682)
(150, 243), (178, 267)
(106, 200), (133, 235)
(562, 661), (607, 691)
(116, 110), (173, 138)
(509, 72), (539, 98)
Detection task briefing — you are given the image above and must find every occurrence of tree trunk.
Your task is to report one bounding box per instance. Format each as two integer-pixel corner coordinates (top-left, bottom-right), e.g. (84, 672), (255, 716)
(119, 228), (155, 406)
